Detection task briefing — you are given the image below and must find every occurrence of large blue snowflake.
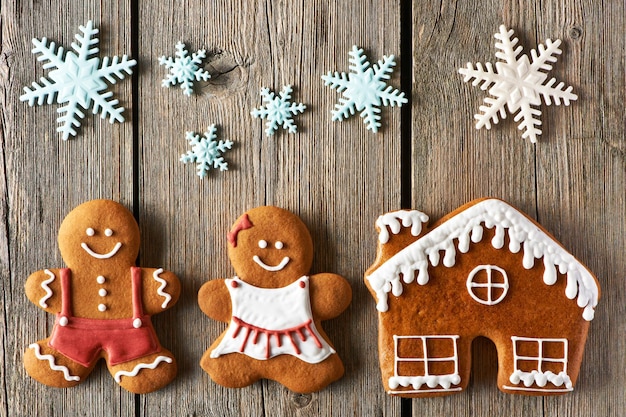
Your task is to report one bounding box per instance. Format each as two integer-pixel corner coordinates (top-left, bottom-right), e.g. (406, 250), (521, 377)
(250, 85), (306, 136)
(180, 125), (233, 178)
(322, 45), (407, 133)
(159, 42), (211, 96)
(20, 21), (136, 140)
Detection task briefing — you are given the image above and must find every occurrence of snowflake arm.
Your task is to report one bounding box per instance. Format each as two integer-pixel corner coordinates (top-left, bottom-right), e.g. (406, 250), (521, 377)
(19, 20), (136, 140)
(251, 85), (306, 136)
(180, 125), (233, 178)
(322, 45), (407, 133)
(459, 25), (577, 143)
(159, 42), (211, 96)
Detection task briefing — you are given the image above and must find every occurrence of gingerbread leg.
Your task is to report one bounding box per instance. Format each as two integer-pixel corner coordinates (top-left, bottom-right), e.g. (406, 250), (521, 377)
(108, 350), (177, 394)
(265, 354), (345, 393)
(24, 339), (92, 388)
(200, 349), (262, 389)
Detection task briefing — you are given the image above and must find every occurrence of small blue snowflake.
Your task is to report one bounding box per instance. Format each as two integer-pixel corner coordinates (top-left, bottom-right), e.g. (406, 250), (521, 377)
(322, 45), (407, 133)
(20, 21), (136, 140)
(159, 42), (211, 96)
(180, 125), (233, 178)
(251, 85), (306, 136)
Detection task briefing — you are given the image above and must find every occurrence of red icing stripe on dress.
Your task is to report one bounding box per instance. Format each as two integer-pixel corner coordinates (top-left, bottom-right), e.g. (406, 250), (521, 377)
(231, 316), (323, 359)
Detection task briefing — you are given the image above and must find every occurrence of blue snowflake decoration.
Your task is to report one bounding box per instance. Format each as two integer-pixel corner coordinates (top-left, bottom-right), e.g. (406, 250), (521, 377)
(159, 42), (211, 96)
(20, 21), (137, 140)
(250, 85), (306, 136)
(322, 45), (407, 133)
(180, 125), (233, 178)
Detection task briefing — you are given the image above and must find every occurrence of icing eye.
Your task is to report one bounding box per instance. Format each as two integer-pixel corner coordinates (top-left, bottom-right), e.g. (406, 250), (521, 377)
(105, 228), (113, 237)
(86, 228), (95, 236)
(258, 240), (268, 249)
(275, 241), (284, 249)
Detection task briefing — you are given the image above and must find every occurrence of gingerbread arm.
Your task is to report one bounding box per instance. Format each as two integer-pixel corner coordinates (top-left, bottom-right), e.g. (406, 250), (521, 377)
(25, 268), (64, 314)
(141, 268), (181, 314)
(309, 273), (352, 321)
(198, 279), (231, 323)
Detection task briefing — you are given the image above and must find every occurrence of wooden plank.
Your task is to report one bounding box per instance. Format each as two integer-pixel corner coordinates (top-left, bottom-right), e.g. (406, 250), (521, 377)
(412, 0), (625, 416)
(2, 1), (134, 416)
(138, 0), (401, 415)
(536, 1), (626, 416)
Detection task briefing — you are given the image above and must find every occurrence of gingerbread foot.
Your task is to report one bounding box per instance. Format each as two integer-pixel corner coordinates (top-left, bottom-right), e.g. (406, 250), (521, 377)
(24, 339), (92, 388)
(109, 350), (177, 394)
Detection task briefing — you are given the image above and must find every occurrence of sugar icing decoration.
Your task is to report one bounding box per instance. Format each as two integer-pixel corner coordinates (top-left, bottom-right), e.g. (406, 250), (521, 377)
(388, 335), (461, 393)
(152, 268), (172, 309)
(321, 45), (407, 133)
(19, 20), (136, 140)
(29, 343), (80, 382)
(458, 25), (577, 143)
(180, 124), (234, 178)
(227, 214), (253, 247)
(251, 85), (306, 136)
(159, 42), (211, 97)
(253, 255), (290, 272)
(113, 356), (173, 383)
(81, 241), (122, 259)
(366, 199), (599, 320)
(210, 277), (335, 364)
(504, 336), (573, 392)
(376, 210), (429, 244)
(39, 269), (56, 308)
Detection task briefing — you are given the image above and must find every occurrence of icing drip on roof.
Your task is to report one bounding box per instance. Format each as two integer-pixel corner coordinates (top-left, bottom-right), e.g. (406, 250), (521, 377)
(366, 199), (599, 321)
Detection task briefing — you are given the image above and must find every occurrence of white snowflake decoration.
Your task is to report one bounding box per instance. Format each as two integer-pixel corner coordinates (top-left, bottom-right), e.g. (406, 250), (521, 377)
(322, 45), (407, 133)
(459, 25), (578, 143)
(159, 42), (211, 96)
(20, 21), (136, 140)
(250, 85), (306, 136)
(180, 125), (233, 178)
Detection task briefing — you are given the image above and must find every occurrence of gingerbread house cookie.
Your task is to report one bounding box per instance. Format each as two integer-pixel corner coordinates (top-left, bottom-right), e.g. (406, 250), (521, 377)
(365, 198), (600, 397)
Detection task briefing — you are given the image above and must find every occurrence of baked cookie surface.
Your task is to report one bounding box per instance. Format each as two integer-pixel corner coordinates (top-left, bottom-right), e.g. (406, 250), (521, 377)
(365, 198), (600, 397)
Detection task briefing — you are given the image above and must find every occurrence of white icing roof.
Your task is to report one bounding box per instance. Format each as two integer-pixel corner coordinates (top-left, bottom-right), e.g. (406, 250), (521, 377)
(366, 199), (599, 321)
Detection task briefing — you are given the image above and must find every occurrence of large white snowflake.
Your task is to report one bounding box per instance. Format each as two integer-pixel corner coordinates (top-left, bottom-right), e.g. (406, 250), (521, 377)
(459, 25), (578, 143)
(322, 45), (407, 133)
(159, 42), (211, 96)
(180, 125), (233, 178)
(20, 21), (136, 140)
(250, 85), (306, 136)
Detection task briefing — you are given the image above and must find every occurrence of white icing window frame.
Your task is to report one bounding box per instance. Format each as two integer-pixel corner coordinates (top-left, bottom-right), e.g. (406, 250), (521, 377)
(466, 264), (509, 306)
(503, 336), (573, 393)
(388, 335), (462, 394)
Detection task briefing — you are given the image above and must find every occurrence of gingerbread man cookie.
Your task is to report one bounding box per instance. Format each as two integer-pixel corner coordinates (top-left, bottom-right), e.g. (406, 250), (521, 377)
(24, 200), (180, 394)
(198, 206), (352, 393)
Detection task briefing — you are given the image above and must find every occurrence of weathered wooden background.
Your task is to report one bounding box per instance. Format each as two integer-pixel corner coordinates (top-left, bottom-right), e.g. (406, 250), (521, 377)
(1, 0), (624, 416)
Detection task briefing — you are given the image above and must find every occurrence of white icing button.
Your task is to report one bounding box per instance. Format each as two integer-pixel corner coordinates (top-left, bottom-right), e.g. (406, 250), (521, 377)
(105, 228), (113, 236)
(59, 316), (68, 327)
(258, 240), (268, 248)
(98, 288), (107, 297)
(96, 275), (105, 284)
(275, 241), (284, 249)
(86, 227), (95, 236)
(133, 318), (142, 328)
(98, 304), (107, 312)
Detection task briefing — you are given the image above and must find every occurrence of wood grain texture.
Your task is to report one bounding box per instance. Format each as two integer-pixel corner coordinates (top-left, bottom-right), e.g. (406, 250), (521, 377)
(1, 0), (624, 416)
(2, 1), (135, 417)
(137, 1), (401, 416)
(412, 1), (625, 416)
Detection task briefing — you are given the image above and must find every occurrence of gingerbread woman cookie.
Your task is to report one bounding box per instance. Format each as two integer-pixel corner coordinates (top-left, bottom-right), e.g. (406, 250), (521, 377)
(24, 199), (180, 394)
(198, 206), (352, 393)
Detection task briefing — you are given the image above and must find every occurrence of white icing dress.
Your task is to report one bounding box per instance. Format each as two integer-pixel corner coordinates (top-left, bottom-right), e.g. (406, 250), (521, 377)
(210, 276), (335, 364)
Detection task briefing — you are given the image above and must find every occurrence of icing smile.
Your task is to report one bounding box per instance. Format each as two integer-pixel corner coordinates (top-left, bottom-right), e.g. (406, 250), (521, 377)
(81, 242), (122, 259)
(252, 255), (290, 272)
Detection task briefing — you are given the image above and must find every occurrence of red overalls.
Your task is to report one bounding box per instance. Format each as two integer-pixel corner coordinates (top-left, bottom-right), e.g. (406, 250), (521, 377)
(49, 267), (161, 367)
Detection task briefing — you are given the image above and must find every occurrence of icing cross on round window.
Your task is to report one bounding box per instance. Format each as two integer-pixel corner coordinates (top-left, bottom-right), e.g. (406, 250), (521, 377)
(253, 239), (290, 272)
(466, 265), (509, 306)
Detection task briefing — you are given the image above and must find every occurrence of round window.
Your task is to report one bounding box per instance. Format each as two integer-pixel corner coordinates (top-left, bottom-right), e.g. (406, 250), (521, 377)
(466, 265), (509, 306)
